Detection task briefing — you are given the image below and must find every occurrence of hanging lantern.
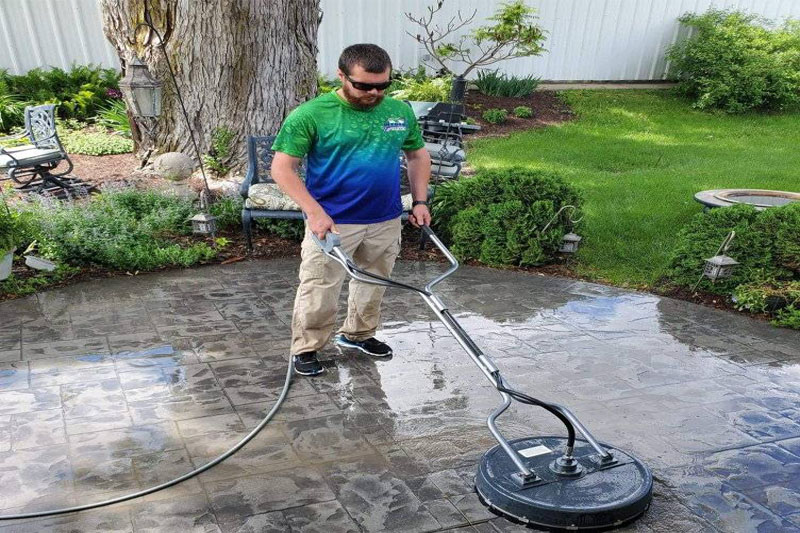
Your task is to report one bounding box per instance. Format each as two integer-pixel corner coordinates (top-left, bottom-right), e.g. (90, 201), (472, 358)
(559, 232), (582, 253)
(118, 57), (162, 118)
(703, 254), (739, 281)
(189, 213), (218, 235)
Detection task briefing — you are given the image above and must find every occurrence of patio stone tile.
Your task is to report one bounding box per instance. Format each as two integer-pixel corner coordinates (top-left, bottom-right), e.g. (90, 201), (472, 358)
(176, 412), (245, 438)
(156, 321), (240, 339)
(131, 492), (221, 533)
(191, 335), (259, 362)
(134, 449), (206, 501)
(285, 414), (376, 462)
(0, 349), (21, 363)
(66, 411), (134, 436)
(0, 387), (60, 416)
(61, 379), (127, 420)
(20, 320), (74, 344)
(127, 393), (234, 425)
(450, 492), (496, 523)
(0, 444), (72, 511)
(217, 510), (288, 533)
(113, 345), (201, 369)
(206, 467), (336, 523)
(0, 361), (28, 391)
(117, 367), (170, 390)
(69, 422), (183, 460)
(0, 506), (134, 532)
(213, 299), (274, 321)
(29, 358), (117, 388)
(699, 443), (800, 492)
(743, 483), (800, 520)
(22, 336), (110, 361)
(71, 453), (138, 496)
(10, 408), (65, 450)
(107, 333), (165, 355)
(318, 455), (440, 533)
(422, 498), (470, 529)
(701, 397), (800, 441)
(283, 500), (361, 533)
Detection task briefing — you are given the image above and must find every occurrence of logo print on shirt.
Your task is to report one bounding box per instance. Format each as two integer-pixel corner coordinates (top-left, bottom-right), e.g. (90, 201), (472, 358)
(383, 118), (408, 132)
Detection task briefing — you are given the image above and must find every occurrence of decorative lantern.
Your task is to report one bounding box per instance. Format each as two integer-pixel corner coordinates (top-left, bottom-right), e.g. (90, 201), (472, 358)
(118, 57), (162, 118)
(559, 232), (582, 254)
(701, 231), (738, 282)
(189, 213), (218, 236)
(703, 254), (739, 281)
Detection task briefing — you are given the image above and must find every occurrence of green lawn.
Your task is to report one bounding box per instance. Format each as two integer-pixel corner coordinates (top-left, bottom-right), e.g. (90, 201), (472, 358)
(466, 90), (800, 286)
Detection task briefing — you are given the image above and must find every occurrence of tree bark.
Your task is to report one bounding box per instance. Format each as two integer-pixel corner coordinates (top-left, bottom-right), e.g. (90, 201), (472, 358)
(100, 0), (320, 169)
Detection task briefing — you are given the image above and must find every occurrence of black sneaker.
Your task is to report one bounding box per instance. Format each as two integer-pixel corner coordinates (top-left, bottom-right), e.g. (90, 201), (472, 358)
(293, 351), (324, 376)
(334, 334), (393, 357)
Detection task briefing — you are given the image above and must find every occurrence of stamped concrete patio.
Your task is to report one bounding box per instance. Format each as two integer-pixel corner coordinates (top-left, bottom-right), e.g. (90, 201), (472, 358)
(0, 258), (798, 532)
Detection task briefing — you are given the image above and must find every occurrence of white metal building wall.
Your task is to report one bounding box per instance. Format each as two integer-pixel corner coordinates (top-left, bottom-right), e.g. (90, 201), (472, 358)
(2, 0), (800, 80)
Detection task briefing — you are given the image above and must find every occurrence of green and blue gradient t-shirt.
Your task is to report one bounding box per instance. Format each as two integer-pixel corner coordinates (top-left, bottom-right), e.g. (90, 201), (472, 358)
(271, 91), (424, 224)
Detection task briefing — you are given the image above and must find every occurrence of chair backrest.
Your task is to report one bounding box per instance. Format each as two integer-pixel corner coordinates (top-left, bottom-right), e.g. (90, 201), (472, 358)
(246, 135), (277, 185)
(24, 104), (60, 150)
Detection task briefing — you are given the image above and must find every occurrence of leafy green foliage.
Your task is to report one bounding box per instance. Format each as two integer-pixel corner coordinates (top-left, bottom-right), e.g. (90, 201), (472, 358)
(202, 127), (236, 176)
(666, 203), (800, 294)
(0, 65), (120, 128)
(408, 0), (547, 78)
(210, 194), (304, 241)
(513, 105), (533, 118)
(431, 167), (582, 266)
(97, 99), (131, 137)
(482, 108), (508, 124)
(0, 265), (79, 297)
(666, 10), (800, 113)
(0, 202), (37, 254)
(317, 73), (341, 95)
(30, 188), (216, 271)
(475, 70), (540, 98)
(0, 80), (27, 132)
(59, 126), (133, 155)
(390, 76), (452, 102)
(734, 280), (800, 329)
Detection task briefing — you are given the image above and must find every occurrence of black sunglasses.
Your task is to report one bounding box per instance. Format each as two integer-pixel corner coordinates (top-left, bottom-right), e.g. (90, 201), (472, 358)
(344, 73), (392, 92)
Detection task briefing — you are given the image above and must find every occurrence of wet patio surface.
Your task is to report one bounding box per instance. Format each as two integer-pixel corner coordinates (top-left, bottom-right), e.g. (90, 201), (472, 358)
(0, 258), (798, 532)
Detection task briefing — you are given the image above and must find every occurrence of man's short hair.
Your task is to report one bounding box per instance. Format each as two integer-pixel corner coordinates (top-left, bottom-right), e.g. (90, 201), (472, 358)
(338, 44), (392, 75)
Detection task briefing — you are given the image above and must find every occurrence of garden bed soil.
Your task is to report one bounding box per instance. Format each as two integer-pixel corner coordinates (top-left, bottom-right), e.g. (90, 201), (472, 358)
(464, 89), (575, 137)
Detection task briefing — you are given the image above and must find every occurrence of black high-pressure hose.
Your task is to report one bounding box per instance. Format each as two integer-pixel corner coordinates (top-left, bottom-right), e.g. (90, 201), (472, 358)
(495, 375), (577, 451)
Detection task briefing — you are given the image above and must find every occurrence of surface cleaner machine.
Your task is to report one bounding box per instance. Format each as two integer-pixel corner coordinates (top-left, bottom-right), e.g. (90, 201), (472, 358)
(1, 227), (651, 530)
(315, 227), (653, 531)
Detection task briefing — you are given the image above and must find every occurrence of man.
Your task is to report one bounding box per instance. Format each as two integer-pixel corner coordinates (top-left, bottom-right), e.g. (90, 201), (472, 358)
(271, 43), (432, 376)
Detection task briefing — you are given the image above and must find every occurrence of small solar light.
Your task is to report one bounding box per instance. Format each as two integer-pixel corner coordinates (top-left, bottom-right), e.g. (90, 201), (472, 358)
(559, 232), (582, 254)
(701, 231), (738, 282)
(703, 254), (738, 281)
(189, 212), (217, 236)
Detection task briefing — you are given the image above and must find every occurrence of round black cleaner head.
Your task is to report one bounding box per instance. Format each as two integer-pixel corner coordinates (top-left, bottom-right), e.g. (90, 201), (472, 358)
(475, 436), (652, 531)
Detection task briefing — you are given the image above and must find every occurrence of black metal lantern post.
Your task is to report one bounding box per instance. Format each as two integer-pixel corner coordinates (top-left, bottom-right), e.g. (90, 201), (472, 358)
(119, 9), (217, 237)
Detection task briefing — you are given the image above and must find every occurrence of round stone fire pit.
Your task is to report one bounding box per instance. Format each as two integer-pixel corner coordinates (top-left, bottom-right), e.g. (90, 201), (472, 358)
(694, 189), (800, 210)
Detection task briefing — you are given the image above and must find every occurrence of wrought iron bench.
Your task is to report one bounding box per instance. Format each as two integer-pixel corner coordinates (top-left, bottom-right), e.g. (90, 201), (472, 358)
(0, 104), (81, 194)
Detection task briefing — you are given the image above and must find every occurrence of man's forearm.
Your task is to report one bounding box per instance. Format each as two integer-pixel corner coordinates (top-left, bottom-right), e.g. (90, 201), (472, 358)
(406, 152), (431, 202)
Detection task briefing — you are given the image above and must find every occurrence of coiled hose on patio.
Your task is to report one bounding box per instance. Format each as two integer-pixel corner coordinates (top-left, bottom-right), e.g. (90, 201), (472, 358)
(0, 363), (294, 521)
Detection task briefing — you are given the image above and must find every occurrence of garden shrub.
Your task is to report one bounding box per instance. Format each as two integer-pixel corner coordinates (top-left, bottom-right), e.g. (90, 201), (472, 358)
(665, 203), (800, 294)
(58, 127), (133, 155)
(666, 10), (800, 113)
(390, 76), (452, 102)
(97, 99), (131, 137)
(513, 105), (533, 118)
(734, 281), (800, 329)
(482, 108), (508, 124)
(431, 167), (582, 266)
(203, 127), (236, 176)
(0, 64), (120, 127)
(31, 188), (216, 271)
(475, 70), (540, 98)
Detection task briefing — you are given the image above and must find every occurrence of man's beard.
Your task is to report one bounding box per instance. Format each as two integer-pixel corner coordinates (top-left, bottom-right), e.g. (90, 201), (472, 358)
(341, 84), (383, 109)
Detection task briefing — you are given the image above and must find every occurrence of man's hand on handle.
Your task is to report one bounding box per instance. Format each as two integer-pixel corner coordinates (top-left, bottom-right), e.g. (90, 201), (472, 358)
(307, 208), (338, 240)
(409, 204), (431, 228)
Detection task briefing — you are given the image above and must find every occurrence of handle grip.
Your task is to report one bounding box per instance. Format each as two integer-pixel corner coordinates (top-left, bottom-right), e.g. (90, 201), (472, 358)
(311, 231), (341, 253)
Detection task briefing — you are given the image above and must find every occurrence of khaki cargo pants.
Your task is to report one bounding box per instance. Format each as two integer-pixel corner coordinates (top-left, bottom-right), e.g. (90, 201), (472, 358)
(290, 217), (402, 355)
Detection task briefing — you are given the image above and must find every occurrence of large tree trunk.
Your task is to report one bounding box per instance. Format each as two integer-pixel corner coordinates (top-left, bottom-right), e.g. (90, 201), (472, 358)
(100, 0), (320, 170)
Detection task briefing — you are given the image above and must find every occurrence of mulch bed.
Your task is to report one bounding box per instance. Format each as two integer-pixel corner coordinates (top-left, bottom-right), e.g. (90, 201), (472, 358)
(464, 89), (576, 137)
